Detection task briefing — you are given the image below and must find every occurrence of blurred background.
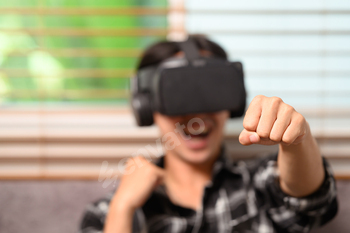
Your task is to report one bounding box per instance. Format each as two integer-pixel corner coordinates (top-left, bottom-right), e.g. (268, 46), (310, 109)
(0, 0), (349, 232)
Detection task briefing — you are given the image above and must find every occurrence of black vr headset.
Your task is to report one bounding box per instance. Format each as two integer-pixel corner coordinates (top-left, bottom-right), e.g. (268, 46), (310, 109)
(131, 37), (246, 126)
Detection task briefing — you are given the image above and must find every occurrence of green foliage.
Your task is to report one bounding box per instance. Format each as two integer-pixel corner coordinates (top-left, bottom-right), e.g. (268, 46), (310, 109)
(0, 0), (167, 105)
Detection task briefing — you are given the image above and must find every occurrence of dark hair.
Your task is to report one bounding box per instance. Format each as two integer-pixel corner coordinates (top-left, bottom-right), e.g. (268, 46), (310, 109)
(137, 34), (228, 70)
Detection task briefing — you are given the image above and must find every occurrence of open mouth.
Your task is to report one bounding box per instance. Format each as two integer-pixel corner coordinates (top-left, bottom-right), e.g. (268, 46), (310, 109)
(181, 125), (213, 150)
(178, 117), (216, 150)
(183, 126), (212, 139)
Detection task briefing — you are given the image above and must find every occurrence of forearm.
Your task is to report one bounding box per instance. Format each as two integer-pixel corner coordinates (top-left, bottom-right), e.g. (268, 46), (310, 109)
(278, 122), (325, 197)
(104, 199), (134, 233)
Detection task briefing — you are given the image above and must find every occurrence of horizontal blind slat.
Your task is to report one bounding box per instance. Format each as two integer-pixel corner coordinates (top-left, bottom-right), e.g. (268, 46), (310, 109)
(0, 7), (170, 15)
(0, 28), (169, 36)
(2, 48), (142, 57)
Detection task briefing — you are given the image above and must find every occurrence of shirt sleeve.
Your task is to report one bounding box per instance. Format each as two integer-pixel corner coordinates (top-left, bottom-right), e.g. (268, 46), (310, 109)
(79, 192), (112, 233)
(253, 154), (338, 232)
(79, 192), (147, 233)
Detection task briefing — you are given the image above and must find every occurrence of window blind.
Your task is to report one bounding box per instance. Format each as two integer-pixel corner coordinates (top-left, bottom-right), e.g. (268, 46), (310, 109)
(0, 0), (170, 179)
(185, 0), (350, 178)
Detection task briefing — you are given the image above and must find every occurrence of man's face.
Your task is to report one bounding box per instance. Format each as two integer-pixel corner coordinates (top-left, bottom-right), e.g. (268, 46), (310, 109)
(154, 111), (229, 164)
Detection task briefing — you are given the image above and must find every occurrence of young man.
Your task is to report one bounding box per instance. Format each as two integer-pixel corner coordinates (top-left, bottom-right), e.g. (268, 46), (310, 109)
(80, 35), (337, 233)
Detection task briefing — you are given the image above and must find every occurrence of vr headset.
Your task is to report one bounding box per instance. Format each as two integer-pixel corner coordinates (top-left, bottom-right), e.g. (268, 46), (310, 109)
(131, 37), (246, 126)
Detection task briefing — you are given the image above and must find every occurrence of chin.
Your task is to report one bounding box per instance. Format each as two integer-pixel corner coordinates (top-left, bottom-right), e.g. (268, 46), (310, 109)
(176, 146), (218, 165)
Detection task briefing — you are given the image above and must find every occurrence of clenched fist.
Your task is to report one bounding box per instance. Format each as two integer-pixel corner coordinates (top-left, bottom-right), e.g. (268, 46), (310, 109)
(239, 95), (309, 146)
(104, 157), (165, 233)
(112, 157), (165, 211)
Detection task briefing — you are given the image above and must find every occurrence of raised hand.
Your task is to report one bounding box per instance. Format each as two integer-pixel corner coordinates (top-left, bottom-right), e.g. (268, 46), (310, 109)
(113, 157), (165, 211)
(104, 157), (165, 233)
(239, 95), (309, 146)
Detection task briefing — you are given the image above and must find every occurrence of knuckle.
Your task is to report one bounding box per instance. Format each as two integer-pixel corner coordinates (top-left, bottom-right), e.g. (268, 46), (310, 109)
(298, 112), (305, 121)
(135, 156), (145, 162)
(144, 164), (154, 173)
(271, 96), (283, 106)
(253, 95), (265, 103)
(284, 105), (295, 114)
(125, 158), (136, 168)
(282, 135), (294, 144)
(294, 112), (305, 124)
(297, 128), (303, 137)
(243, 120), (256, 130)
(269, 132), (281, 142)
(257, 128), (269, 138)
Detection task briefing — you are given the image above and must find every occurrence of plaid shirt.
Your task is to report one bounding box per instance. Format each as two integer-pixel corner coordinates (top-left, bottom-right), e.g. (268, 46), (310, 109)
(80, 149), (338, 233)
